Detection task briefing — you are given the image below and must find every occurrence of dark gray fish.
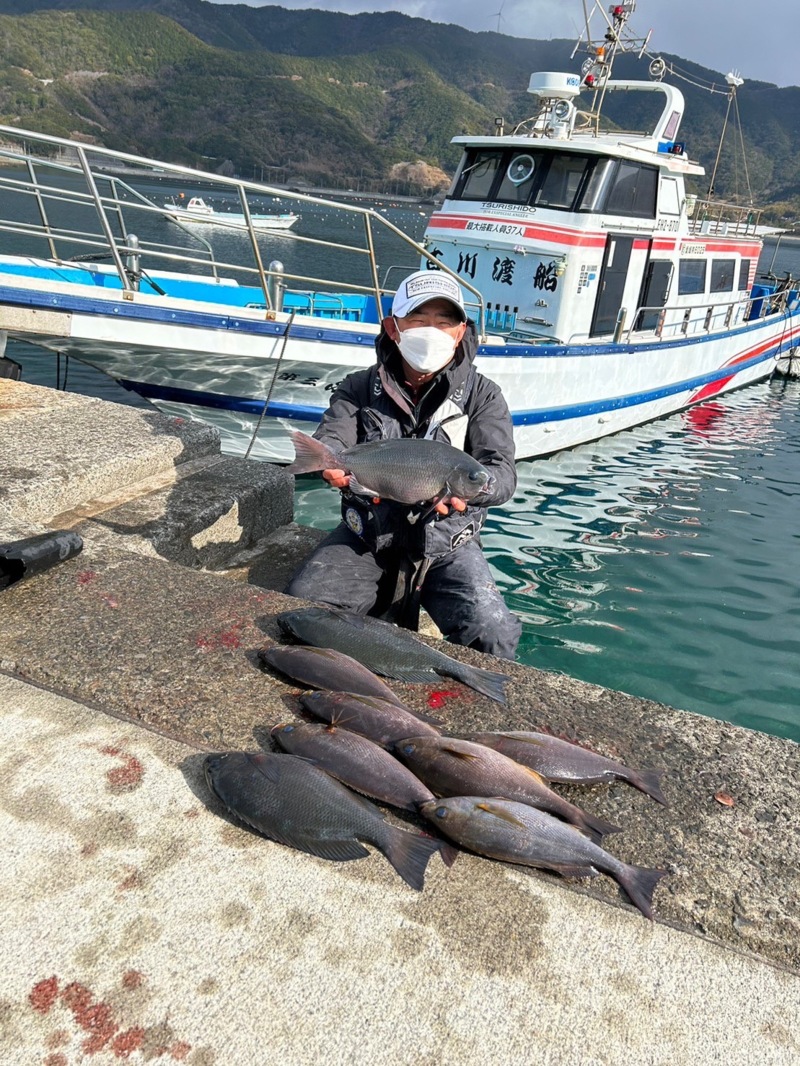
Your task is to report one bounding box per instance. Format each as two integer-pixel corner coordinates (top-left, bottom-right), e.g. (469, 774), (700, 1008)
(394, 735), (620, 844)
(286, 430), (492, 512)
(299, 690), (441, 748)
(278, 605), (510, 705)
(421, 796), (667, 920)
(203, 751), (441, 890)
(271, 721), (436, 811)
(257, 644), (405, 707)
(462, 731), (667, 805)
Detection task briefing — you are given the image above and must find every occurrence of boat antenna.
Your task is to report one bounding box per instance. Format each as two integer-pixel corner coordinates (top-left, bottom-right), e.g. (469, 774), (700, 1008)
(572, 2), (656, 134)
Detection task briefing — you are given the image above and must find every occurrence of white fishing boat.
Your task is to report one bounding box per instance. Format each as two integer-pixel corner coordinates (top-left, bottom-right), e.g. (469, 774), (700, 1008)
(164, 196), (299, 231)
(0, 1), (796, 463)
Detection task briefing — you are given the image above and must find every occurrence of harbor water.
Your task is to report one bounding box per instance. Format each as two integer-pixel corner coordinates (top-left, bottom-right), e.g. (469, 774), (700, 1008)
(6, 188), (800, 743)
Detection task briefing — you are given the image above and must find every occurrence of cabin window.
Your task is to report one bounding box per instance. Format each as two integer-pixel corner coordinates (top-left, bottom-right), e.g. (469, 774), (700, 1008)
(605, 162), (658, 219)
(710, 259), (736, 292)
(453, 147), (600, 210)
(495, 153), (540, 203)
(678, 259), (707, 295)
(578, 159), (617, 212)
(534, 153), (592, 210)
(738, 258), (753, 291)
(455, 151), (505, 200)
(659, 177), (681, 216)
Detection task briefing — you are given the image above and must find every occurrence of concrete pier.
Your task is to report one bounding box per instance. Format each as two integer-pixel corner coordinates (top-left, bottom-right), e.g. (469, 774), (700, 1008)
(1, 380), (798, 1064)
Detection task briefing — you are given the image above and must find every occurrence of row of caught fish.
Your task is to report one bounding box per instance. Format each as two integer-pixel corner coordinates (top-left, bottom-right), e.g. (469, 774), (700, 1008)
(202, 605), (669, 919)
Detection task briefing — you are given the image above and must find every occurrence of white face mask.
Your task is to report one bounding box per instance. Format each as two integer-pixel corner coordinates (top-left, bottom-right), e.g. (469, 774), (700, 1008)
(395, 324), (457, 374)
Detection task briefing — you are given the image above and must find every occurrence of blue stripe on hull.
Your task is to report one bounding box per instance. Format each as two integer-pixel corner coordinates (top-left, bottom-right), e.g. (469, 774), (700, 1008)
(122, 342), (779, 428)
(1, 282), (798, 357)
(122, 380), (327, 421)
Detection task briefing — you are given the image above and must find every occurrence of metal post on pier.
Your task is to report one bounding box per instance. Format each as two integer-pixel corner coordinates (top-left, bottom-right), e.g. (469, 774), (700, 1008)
(75, 146), (132, 291)
(268, 261), (285, 313)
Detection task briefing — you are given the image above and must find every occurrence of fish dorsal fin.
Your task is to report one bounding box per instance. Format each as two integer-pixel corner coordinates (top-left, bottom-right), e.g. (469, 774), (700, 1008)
(476, 801), (527, 828)
(499, 732), (545, 748)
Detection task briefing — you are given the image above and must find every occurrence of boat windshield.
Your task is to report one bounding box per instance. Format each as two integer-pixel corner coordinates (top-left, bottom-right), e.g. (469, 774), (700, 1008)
(452, 147), (657, 217)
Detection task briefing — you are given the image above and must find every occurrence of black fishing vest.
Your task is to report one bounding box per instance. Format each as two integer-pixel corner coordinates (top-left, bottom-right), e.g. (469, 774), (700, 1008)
(340, 365), (486, 560)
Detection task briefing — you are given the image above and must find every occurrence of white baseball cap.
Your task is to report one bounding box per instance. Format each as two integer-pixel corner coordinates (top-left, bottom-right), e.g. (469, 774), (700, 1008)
(391, 269), (467, 322)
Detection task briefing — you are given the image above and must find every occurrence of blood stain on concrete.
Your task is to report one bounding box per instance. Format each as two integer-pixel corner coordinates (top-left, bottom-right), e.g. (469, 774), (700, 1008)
(426, 689), (460, 710)
(100, 746), (145, 792)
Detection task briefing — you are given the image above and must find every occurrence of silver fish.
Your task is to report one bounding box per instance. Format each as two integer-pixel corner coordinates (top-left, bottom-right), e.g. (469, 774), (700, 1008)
(299, 690), (441, 748)
(271, 721), (436, 811)
(394, 735), (620, 844)
(257, 644), (405, 706)
(286, 430), (492, 511)
(203, 751), (442, 890)
(462, 731), (667, 805)
(421, 796), (667, 919)
(278, 605), (509, 705)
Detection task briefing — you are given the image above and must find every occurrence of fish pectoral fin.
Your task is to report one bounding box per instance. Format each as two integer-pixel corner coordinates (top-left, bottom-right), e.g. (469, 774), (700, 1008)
(348, 476), (378, 496)
(475, 801), (528, 828)
(441, 746), (479, 761)
(247, 753), (284, 785)
(520, 766), (548, 785)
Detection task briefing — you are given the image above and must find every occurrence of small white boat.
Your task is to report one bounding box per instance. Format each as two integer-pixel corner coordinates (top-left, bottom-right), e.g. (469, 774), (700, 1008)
(165, 196), (299, 231)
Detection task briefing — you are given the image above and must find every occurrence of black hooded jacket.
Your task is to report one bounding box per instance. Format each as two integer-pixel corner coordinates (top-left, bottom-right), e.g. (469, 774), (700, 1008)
(313, 320), (517, 559)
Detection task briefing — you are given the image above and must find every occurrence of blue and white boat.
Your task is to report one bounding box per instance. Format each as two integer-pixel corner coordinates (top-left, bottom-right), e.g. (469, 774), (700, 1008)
(0, 1), (797, 462)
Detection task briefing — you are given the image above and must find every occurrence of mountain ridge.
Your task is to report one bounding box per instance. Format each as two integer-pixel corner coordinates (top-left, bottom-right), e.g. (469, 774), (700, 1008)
(0, 1), (796, 218)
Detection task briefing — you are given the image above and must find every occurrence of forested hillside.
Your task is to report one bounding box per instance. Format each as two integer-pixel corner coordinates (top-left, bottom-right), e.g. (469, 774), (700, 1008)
(0, 0), (797, 218)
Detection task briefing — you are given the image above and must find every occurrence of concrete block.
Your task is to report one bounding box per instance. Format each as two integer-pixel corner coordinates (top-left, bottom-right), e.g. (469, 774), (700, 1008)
(0, 379), (220, 523)
(74, 455), (294, 570)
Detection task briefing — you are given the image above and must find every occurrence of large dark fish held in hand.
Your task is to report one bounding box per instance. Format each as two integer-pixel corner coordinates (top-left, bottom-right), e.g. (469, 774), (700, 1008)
(462, 731), (667, 805)
(299, 690), (441, 748)
(394, 735), (620, 844)
(421, 796), (667, 920)
(203, 751), (442, 890)
(271, 721), (436, 812)
(278, 606), (510, 706)
(286, 430), (493, 513)
(257, 644), (406, 707)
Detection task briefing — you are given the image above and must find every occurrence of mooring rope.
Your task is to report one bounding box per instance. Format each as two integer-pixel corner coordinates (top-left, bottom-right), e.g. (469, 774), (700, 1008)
(244, 310), (296, 461)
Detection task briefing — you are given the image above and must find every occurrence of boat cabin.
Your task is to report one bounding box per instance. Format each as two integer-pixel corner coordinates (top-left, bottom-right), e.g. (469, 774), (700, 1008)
(423, 73), (765, 344)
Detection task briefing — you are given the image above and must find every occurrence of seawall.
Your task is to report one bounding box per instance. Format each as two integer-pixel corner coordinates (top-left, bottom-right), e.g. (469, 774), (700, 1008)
(1, 379), (798, 1064)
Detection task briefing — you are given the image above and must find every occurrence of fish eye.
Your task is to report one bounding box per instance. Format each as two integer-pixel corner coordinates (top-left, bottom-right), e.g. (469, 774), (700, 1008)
(434, 806), (448, 819)
(469, 471), (482, 482)
(401, 743), (415, 755)
(282, 724), (294, 733)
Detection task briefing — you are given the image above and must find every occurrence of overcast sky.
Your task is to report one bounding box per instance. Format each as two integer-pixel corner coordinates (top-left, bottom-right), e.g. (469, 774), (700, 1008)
(216, 1), (797, 88)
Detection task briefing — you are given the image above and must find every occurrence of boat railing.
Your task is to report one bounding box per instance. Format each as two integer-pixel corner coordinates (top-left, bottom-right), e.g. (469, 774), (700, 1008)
(626, 285), (798, 343)
(687, 197), (763, 238)
(0, 124), (487, 336)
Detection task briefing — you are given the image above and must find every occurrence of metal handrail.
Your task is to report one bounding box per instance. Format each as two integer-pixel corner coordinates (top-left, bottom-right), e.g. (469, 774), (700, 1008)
(625, 288), (794, 343)
(0, 123), (488, 336)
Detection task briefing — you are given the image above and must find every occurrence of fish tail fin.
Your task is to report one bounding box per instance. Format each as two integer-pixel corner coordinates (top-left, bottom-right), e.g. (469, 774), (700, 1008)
(628, 768), (668, 806)
(381, 827), (442, 891)
(616, 864), (669, 920)
(449, 664), (509, 705)
(580, 811), (622, 846)
(285, 431), (340, 475)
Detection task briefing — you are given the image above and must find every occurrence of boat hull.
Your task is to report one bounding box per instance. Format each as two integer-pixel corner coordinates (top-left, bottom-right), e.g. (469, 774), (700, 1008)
(1, 272), (795, 463)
